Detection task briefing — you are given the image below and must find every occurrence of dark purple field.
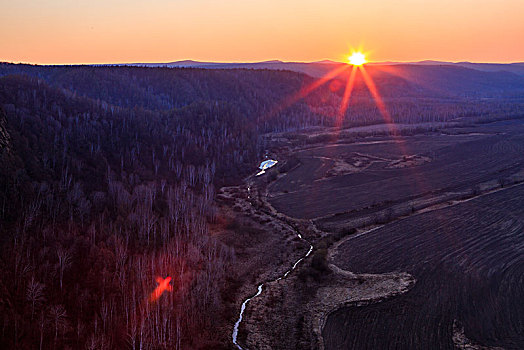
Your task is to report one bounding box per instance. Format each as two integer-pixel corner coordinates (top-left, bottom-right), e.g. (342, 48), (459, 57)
(269, 122), (524, 220)
(323, 183), (524, 349)
(265, 120), (524, 349)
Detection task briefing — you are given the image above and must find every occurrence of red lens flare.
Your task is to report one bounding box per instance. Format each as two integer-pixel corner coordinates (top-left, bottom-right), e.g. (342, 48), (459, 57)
(150, 276), (173, 302)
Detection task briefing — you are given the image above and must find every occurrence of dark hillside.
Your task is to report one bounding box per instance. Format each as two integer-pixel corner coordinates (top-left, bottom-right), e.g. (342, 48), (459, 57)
(0, 64), (317, 112)
(2, 63), (524, 131)
(0, 108), (9, 151)
(0, 74), (262, 349)
(109, 60), (524, 98)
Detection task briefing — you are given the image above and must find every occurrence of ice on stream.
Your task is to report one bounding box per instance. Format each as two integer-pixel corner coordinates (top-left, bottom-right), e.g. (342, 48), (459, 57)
(256, 159), (278, 176)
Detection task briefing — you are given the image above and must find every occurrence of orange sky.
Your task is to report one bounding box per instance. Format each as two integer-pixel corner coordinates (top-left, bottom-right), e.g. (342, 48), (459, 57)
(1, 0), (523, 64)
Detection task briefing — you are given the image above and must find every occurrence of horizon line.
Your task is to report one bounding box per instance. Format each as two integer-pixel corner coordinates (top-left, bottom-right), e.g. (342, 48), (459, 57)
(2, 58), (524, 67)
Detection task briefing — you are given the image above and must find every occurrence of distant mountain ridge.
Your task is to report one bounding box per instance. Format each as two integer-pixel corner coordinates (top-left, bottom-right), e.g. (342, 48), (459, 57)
(377, 60), (524, 76)
(122, 59), (524, 77)
(106, 59), (524, 98)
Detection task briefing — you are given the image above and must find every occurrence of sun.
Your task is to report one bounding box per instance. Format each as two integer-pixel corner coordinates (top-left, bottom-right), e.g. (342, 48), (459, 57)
(348, 52), (367, 66)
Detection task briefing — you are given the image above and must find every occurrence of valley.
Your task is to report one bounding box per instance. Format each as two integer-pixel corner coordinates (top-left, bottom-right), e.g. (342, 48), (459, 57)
(226, 118), (524, 349)
(3, 0), (524, 348)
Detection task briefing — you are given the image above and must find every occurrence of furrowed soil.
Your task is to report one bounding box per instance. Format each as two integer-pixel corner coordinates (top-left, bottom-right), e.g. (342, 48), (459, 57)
(224, 118), (524, 350)
(268, 124), (524, 221)
(325, 183), (524, 349)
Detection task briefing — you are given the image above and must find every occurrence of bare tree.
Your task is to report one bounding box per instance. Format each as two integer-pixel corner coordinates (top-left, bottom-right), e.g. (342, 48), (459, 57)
(56, 246), (72, 291)
(38, 309), (48, 350)
(26, 277), (45, 320)
(49, 304), (68, 346)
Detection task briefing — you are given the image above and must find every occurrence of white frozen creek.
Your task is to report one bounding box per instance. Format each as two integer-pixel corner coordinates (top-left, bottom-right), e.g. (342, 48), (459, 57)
(232, 220), (313, 349)
(256, 159), (278, 176)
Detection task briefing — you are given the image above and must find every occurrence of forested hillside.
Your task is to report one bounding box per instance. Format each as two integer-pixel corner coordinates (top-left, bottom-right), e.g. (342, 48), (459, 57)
(2, 63), (524, 131)
(0, 73), (264, 349)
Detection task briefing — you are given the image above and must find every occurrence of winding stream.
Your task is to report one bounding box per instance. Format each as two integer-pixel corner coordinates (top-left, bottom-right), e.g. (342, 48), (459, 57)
(232, 217), (313, 349)
(230, 179), (522, 349)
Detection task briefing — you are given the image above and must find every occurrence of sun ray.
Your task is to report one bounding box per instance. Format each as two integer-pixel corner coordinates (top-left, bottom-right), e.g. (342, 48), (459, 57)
(257, 64), (350, 126)
(371, 64), (451, 98)
(337, 65), (358, 128)
(359, 65), (411, 154)
(359, 65), (394, 125)
(358, 65), (433, 227)
(295, 64), (350, 100)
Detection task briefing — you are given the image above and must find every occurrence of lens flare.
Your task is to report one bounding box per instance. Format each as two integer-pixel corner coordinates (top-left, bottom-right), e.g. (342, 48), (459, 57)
(150, 276), (173, 302)
(348, 52), (367, 66)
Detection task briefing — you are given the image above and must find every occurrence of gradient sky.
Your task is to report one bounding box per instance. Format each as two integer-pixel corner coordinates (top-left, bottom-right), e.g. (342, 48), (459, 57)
(1, 0), (523, 64)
